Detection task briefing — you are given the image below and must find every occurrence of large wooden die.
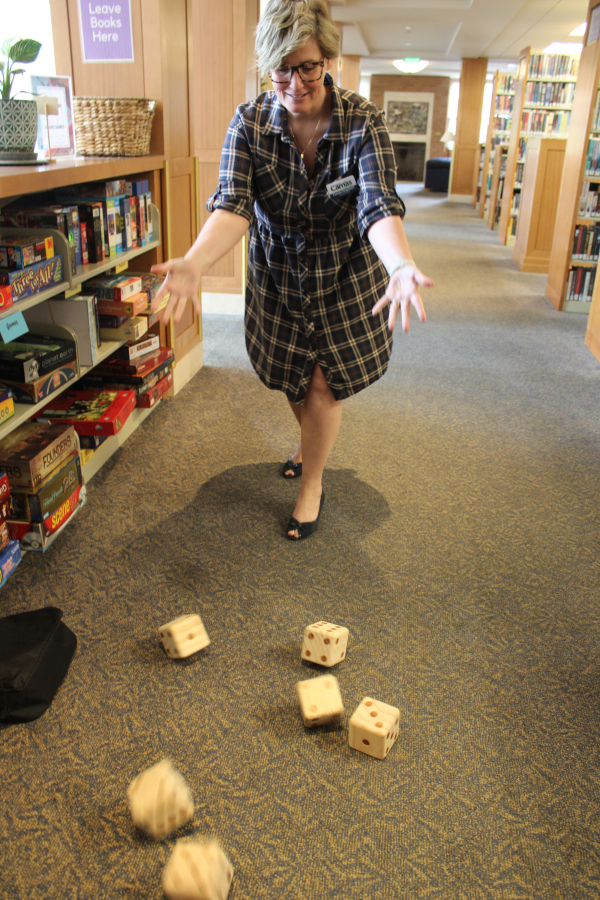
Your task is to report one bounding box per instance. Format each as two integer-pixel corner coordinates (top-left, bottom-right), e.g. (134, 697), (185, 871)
(296, 673), (344, 727)
(162, 838), (234, 900)
(159, 614), (210, 659)
(127, 758), (194, 839)
(301, 620), (348, 667)
(348, 697), (400, 760)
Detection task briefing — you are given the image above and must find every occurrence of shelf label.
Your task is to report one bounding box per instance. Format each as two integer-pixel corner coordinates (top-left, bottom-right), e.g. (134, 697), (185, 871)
(0, 311), (28, 344)
(115, 261), (129, 273)
(77, 0), (134, 63)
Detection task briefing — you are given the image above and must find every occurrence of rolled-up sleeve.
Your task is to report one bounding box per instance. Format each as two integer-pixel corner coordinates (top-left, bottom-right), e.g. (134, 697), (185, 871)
(356, 110), (405, 238)
(207, 108), (255, 223)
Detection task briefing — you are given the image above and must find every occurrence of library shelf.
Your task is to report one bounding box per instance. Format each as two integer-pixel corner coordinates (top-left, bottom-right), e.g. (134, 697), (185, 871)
(0, 156), (165, 201)
(498, 47), (579, 246)
(479, 70), (515, 219)
(487, 144), (509, 230)
(546, 4), (600, 319)
(511, 136), (567, 273)
(81, 404), (159, 483)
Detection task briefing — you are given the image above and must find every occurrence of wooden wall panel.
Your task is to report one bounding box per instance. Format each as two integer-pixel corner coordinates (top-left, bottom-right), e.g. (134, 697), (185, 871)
(338, 55), (361, 94)
(370, 75), (450, 159)
(450, 58), (488, 197)
(161, 0), (191, 159)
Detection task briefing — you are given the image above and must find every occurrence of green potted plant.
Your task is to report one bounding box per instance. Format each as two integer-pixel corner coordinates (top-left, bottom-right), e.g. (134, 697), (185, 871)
(0, 38), (42, 158)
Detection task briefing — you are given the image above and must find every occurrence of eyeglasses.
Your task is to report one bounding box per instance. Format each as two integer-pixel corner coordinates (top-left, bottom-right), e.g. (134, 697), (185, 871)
(271, 60), (325, 84)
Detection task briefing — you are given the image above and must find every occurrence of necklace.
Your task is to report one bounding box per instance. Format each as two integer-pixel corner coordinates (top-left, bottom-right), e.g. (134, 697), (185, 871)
(289, 114), (322, 161)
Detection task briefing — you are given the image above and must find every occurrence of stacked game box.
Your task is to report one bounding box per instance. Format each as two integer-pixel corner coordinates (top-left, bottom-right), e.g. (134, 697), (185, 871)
(77, 345), (174, 409)
(0, 469), (21, 585)
(0, 421), (83, 552)
(34, 389), (137, 437)
(86, 273), (149, 342)
(0, 333), (78, 405)
(0, 237), (63, 304)
(0, 205), (78, 276)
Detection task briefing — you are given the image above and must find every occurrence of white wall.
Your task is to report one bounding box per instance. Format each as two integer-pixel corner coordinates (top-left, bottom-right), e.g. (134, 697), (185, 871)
(0, 1), (55, 98)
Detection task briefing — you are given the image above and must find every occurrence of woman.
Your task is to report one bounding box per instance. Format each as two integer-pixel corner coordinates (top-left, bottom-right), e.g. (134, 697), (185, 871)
(151, 0), (433, 540)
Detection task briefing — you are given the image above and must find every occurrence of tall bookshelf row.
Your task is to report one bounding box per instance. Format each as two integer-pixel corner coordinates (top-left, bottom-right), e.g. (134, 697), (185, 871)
(497, 48), (579, 246)
(546, 4), (600, 341)
(478, 72), (515, 219)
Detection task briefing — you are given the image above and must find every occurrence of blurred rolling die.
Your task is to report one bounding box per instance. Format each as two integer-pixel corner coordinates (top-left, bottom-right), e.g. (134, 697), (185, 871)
(348, 697), (400, 760)
(159, 614), (210, 659)
(162, 838), (234, 900)
(301, 621), (349, 667)
(296, 673), (344, 727)
(127, 758), (194, 839)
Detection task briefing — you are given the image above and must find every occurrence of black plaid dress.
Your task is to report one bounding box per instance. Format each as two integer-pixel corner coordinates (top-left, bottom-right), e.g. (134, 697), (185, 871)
(207, 73), (405, 403)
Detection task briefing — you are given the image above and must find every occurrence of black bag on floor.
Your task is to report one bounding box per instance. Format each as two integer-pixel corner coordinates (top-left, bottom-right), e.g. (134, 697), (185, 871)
(0, 606), (77, 723)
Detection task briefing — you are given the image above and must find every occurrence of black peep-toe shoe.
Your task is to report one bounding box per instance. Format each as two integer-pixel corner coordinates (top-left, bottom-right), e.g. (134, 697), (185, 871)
(286, 491), (325, 541)
(282, 458), (302, 479)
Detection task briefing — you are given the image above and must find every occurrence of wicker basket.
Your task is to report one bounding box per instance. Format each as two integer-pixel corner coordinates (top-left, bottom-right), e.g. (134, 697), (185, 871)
(73, 97), (156, 157)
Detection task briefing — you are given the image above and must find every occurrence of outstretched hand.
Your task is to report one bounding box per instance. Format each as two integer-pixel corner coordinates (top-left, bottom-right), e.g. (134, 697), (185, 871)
(150, 258), (202, 326)
(372, 264), (434, 333)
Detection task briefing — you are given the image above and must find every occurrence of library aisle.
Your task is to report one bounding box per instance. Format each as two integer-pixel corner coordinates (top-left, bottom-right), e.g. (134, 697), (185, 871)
(1, 185), (600, 900)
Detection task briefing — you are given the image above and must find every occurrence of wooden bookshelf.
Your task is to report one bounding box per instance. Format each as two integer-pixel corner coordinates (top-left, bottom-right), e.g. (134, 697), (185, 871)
(511, 137), (567, 272)
(498, 47), (579, 246)
(479, 71), (515, 219)
(547, 3), (600, 314)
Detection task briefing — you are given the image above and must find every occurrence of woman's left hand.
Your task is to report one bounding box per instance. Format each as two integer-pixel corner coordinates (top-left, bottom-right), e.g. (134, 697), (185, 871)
(372, 263), (434, 333)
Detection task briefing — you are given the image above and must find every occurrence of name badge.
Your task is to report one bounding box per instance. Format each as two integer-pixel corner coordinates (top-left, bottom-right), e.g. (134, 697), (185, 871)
(326, 175), (358, 198)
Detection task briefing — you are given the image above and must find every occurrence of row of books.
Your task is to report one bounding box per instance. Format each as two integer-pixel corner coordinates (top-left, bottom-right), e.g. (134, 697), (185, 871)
(510, 192), (522, 215)
(571, 223), (600, 261)
(517, 137), (527, 161)
(584, 138), (600, 176)
(523, 81), (575, 108)
(592, 89), (600, 133)
(578, 181), (600, 219)
(527, 54), (578, 80)
(514, 162), (525, 186)
(491, 117), (511, 133)
(495, 94), (514, 113)
(521, 109), (570, 136)
(566, 266), (597, 303)
(497, 74), (514, 94)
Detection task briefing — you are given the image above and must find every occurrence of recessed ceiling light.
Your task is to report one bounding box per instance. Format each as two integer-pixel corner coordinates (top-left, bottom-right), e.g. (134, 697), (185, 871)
(393, 58), (429, 74)
(543, 41), (583, 54)
(570, 23), (587, 37)
(507, 64), (517, 69)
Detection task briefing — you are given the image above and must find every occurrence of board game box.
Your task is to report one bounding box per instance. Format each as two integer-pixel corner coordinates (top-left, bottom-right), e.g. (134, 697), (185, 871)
(99, 316), (148, 342)
(0, 394), (14, 427)
(98, 346), (174, 378)
(7, 482), (86, 550)
(36, 390), (137, 436)
(0, 495), (13, 524)
(118, 334), (160, 361)
(136, 370), (173, 408)
(0, 472), (10, 503)
(0, 362), (78, 405)
(76, 357), (173, 398)
(97, 294), (148, 317)
(0, 256), (63, 302)
(0, 236), (54, 270)
(11, 452), (82, 523)
(0, 334), (76, 384)
(0, 285), (13, 311)
(0, 540), (21, 585)
(0, 423), (78, 489)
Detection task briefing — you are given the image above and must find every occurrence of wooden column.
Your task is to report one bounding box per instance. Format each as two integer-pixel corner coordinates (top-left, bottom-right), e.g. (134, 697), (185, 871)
(449, 58), (488, 201)
(338, 55), (361, 93)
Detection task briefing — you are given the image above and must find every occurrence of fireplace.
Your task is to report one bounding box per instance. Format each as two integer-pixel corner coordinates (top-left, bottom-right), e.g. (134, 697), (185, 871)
(392, 142), (426, 182)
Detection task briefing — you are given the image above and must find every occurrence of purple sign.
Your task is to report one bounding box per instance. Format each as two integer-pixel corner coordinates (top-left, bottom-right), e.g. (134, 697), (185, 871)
(78, 0), (134, 63)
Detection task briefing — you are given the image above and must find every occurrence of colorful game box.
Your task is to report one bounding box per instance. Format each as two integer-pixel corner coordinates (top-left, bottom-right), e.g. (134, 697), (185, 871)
(0, 362), (78, 405)
(36, 390), (137, 436)
(0, 540), (21, 584)
(0, 256), (63, 302)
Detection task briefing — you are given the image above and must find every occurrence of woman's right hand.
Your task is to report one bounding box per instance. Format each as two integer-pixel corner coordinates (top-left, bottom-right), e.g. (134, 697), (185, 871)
(150, 257), (202, 325)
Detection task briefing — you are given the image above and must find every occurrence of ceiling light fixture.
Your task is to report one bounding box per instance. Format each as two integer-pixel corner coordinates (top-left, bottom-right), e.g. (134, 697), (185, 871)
(570, 23), (587, 37)
(393, 58), (429, 74)
(543, 41), (583, 54)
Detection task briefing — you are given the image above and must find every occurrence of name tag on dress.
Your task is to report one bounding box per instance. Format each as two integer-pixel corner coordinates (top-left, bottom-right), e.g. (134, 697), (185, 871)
(326, 175), (358, 198)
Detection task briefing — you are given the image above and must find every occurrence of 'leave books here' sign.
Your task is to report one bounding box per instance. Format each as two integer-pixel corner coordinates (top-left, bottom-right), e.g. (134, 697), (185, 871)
(77, 0), (134, 62)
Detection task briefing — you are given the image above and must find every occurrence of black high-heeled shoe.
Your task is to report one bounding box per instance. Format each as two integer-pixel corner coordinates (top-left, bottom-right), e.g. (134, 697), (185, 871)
(282, 458), (302, 479)
(286, 491), (325, 541)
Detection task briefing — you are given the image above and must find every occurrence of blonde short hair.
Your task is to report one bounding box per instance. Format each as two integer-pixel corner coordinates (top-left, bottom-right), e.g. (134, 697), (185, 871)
(255, 0), (340, 77)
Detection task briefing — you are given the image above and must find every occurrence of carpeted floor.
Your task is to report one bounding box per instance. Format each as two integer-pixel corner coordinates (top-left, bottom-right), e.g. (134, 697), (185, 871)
(1, 185), (600, 900)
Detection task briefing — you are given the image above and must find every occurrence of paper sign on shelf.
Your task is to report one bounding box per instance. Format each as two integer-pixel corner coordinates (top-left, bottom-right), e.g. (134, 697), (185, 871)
(77, 0), (135, 63)
(0, 312), (28, 344)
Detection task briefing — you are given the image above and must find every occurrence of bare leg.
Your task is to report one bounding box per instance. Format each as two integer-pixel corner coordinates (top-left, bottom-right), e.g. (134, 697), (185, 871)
(283, 400), (303, 477)
(288, 364), (342, 538)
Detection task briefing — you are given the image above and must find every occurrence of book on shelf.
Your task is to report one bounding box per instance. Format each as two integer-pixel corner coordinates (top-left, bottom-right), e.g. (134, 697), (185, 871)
(565, 266), (597, 303)
(528, 53), (578, 79)
(498, 74), (514, 93)
(35, 389), (137, 437)
(524, 81), (575, 107)
(521, 109), (570, 136)
(0, 422), (79, 489)
(571, 224), (600, 261)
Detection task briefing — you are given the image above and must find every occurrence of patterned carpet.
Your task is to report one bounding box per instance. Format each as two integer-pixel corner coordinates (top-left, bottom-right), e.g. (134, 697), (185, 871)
(1, 185), (600, 900)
